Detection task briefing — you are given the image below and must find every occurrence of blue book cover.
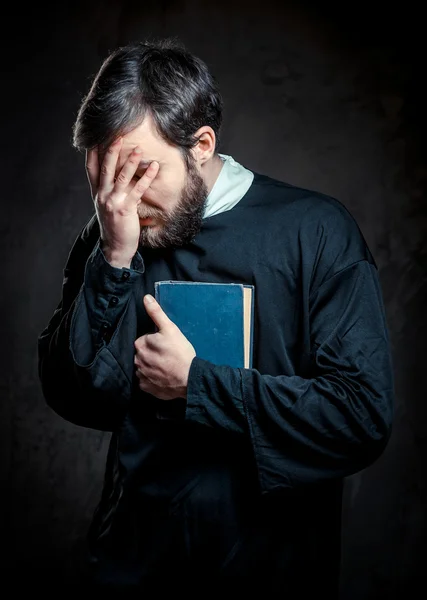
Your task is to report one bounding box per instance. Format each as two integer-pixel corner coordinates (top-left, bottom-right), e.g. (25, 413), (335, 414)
(154, 281), (255, 369)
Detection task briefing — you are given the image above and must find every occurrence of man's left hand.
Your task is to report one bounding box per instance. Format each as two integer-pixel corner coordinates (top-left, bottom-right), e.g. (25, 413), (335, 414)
(134, 294), (196, 400)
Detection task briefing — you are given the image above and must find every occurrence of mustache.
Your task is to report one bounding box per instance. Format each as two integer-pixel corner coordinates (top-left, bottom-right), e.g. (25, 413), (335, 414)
(138, 207), (163, 219)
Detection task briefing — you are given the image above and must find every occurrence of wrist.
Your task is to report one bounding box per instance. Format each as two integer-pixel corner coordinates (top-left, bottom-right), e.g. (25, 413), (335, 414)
(101, 244), (135, 269)
(177, 385), (188, 400)
(179, 359), (194, 400)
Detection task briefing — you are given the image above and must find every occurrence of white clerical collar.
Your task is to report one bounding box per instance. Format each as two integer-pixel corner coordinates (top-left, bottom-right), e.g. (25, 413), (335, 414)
(203, 153), (254, 219)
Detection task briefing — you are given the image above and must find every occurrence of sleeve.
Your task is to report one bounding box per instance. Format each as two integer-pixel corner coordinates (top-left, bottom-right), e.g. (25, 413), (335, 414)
(72, 238), (145, 362)
(37, 215), (145, 432)
(185, 203), (395, 493)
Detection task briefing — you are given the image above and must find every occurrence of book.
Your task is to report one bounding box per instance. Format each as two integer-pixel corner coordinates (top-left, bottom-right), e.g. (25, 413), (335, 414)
(154, 281), (255, 369)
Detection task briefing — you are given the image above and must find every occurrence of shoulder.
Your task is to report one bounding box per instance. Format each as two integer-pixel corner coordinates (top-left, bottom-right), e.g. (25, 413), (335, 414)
(251, 171), (361, 226)
(250, 171), (377, 280)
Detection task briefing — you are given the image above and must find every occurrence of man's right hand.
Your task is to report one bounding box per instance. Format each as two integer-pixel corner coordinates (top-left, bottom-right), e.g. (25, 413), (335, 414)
(85, 137), (160, 268)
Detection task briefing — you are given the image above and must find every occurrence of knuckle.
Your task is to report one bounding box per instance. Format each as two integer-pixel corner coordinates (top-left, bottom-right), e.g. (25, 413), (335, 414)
(145, 336), (156, 350)
(103, 201), (115, 213)
(116, 172), (128, 184)
(134, 181), (147, 195)
(100, 164), (109, 176)
(138, 336), (148, 349)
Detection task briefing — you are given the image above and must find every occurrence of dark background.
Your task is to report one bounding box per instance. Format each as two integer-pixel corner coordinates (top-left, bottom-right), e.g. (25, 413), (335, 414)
(2, 0), (426, 596)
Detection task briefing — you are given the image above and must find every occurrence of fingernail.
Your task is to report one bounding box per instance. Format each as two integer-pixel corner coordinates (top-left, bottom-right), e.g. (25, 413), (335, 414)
(134, 146), (142, 154)
(145, 294), (155, 304)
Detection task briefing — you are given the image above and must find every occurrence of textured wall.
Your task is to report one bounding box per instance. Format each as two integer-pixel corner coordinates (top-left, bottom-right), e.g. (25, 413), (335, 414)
(2, 0), (426, 595)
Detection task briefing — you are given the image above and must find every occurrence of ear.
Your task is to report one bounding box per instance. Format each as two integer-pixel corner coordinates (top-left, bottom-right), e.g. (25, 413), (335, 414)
(191, 126), (217, 166)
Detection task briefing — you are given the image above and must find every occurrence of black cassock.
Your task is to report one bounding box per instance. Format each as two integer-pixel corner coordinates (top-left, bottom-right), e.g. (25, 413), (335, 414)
(38, 171), (394, 595)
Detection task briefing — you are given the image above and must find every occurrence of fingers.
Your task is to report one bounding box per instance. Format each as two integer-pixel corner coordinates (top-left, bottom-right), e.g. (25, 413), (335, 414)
(99, 137), (123, 190)
(113, 146), (145, 193)
(135, 367), (148, 379)
(96, 137), (159, 206)
(134, 349), (149, 369)
(143, 294), (174, 332)
(134, 354), (153, 386)
(126, 161), (160, 204)
(85, 146), (100, 198)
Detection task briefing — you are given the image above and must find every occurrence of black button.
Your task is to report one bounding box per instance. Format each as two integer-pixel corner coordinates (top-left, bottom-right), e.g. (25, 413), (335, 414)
(110, 296), (119, 306)
(122, 271), (130, 280)
(101, 322), (109, 330)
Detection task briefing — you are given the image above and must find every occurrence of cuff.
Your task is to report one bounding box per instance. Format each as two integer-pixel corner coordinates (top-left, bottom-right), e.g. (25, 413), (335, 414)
(83, 239), (145, 345)
(185, 356), (247, 433)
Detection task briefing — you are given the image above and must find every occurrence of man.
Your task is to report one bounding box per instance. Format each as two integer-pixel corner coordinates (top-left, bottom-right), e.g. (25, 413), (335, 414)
(37, 38), (394, 594)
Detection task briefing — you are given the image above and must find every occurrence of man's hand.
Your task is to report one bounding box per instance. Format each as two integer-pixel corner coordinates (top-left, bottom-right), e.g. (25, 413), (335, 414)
(85, 138), (160, 267)
(134, 295), (196, 400)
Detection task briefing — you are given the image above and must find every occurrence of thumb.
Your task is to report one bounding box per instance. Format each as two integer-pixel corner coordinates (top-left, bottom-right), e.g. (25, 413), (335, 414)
(143, 294), (174, 332)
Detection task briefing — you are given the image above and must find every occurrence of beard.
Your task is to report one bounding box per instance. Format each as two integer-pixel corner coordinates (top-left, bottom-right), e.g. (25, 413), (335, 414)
(138, 159), (208, 249)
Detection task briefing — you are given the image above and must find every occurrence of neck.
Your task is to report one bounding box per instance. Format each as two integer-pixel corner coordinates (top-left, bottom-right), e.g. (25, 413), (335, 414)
(202, 153), (224, 195)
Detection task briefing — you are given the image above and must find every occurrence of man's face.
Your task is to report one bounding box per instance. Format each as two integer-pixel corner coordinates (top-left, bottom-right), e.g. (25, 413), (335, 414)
(99, 114), (208, 249)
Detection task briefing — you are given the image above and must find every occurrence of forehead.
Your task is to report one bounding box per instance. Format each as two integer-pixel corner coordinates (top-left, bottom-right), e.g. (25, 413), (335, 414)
(98, 116), (179, 171)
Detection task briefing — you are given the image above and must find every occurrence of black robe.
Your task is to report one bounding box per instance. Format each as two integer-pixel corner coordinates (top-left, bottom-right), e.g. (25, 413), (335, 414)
(38, 171), (394, 594)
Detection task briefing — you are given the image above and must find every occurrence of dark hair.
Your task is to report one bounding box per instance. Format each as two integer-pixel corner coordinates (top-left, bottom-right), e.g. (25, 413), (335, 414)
(72, 37), (223, 164)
